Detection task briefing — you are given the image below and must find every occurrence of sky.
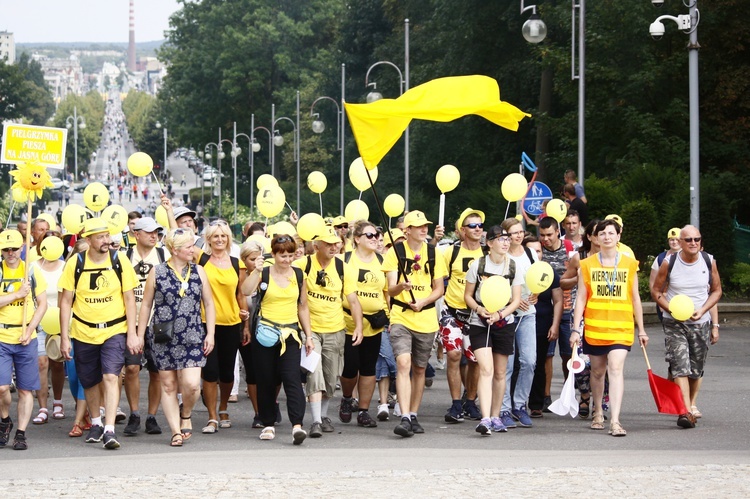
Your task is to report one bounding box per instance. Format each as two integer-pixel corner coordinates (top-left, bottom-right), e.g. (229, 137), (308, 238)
(0, 0), (182, 43)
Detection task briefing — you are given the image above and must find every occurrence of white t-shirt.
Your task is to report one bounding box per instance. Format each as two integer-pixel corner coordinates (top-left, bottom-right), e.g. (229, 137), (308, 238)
(465, 255), (524, 327)
(508, 247), (538, 317)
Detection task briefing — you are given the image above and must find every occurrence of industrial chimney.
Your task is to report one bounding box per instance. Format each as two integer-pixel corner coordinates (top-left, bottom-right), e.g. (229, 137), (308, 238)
(127, 0), (136, 71)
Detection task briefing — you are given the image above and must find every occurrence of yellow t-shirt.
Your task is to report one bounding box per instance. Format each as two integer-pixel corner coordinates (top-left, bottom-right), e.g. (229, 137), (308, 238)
(259, 271), (300, 325)
(442, 244), (485, 310)
(343, 251), (388, 337)
(383, 242), (448, 333)
(0, 262), (47, 344)
(59, 251), (138, 345)
(294, 255), (357, 333)
(198, 252), (246, 326)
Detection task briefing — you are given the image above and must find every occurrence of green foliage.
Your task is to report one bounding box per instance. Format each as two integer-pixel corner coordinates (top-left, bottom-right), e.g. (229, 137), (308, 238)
(49, 92), (105, 180)
(579, 175), (626, 223)
(620, 198), (661, 264)
(728, 263), (750, 296)
(0, 55), (54, 125)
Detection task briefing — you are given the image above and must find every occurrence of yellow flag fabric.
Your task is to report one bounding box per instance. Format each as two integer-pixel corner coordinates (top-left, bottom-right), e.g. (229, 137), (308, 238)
(344, 75), (530, 169)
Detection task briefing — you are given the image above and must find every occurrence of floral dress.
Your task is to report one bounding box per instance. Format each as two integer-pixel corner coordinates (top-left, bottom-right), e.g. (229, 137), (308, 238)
(147, 262), (206, 370)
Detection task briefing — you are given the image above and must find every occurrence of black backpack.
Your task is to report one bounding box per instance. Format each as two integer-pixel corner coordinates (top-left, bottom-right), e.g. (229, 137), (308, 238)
(472, 255), (516, 307)
(393, 241), (436, 280)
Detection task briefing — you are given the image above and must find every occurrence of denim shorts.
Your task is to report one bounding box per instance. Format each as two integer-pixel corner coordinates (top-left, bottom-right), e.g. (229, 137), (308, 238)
(376, 329), (397, 381)
(0, 339), (41, 391)
(73, 334), (126, 389)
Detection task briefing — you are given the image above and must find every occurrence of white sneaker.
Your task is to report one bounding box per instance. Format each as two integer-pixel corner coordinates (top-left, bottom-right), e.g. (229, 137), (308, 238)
(377, 404), (390, 421)
(435, 359), (446, 370)
(393, 402), (401, 418)
(115, 407), (127, 423)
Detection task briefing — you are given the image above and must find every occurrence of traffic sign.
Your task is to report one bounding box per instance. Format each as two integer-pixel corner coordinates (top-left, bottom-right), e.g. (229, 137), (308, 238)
(523, 181), (553, 216)
(1, 124), (67, 169)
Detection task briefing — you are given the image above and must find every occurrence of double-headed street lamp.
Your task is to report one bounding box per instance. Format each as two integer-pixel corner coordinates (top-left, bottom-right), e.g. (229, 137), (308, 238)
(65, 106), (86, 183)
(203, 142), (221, 217)
(271, 95), (301, 212)
(235, 115), (262, 216)
(155, 121), (168, 178)
(364, 19), (410, 209)
(649, 1), (700, 228)
(311, 64), (346, 214)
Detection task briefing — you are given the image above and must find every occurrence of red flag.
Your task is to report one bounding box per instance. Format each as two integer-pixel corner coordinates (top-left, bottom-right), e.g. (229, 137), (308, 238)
(641, 345), (688, 415)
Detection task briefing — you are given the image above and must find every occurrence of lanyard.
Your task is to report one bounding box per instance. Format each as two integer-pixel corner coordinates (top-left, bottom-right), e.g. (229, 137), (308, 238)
(597, 252), (620, 296)
(169, 262), (192, 297)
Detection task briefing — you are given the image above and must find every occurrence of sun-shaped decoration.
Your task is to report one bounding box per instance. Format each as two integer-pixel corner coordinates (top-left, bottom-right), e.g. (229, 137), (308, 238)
(9, 161), (54, 201)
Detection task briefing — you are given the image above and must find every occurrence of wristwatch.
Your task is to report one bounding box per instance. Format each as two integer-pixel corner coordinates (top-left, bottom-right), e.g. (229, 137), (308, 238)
(712, 324), (720, 329)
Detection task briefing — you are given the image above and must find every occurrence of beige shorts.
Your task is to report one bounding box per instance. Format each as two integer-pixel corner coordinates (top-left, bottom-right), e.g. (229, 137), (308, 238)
(389, 323), (437, 368)
(305, 330), (345, 397)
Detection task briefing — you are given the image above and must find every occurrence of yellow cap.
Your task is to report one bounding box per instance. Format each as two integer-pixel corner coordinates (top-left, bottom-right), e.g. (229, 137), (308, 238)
(667, 227), (680, 239)
(403, 210), (432, 228)
(81, 217), (110, 237)
(384, 228), (405, 246)
(455, 208), (485, 232)
(605, 214), (623, 227)
(0, 229), (24, 249)
(315, 226), (342, 244)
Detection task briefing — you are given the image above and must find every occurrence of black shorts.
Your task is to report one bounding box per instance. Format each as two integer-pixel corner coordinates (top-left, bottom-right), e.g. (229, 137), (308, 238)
(467, 322), (515, 356)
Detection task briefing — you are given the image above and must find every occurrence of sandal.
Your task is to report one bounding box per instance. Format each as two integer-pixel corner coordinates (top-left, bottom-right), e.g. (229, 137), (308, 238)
(579, 396), (590, 420)
(218, 410), (232, 428)
(180, 414), (193, 441)
(202, 419), (219, 434)
(609, 421), (627, 437)
(53, 403), (65, 420)
(170, 433), (183, 447)
(259, 426), (275, 440)
(691, 405), (702, 419)
(69, 423), (84, 437)
(590, 413), (605, 430)
(33, 408), (49, 425)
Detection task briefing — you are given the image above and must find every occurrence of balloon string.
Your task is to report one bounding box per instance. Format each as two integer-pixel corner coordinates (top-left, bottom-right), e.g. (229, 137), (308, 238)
(151, 171), (165, 194)
(504, 201), (510, 220)
(358, 191), (363, 201)
(285, 201), (294, 213)
(388, 216), (392, 229)
(6, 200), (16, 228)
(318, 193), (323, 217)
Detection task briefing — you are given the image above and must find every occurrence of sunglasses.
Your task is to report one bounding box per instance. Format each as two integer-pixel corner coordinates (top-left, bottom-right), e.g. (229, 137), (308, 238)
(45, 231), (62, 238)
(315, 270), (327, 287)
(360, 232), (378, 239)
(334, 224), (348, 230)
(464, 223), (484, 229)
(173, 228), (190, 236)
(210, 220), (229, 226)
(275, 236), (293, 244)
(682, 237), (702, 243)
(1, 247), (20, 252)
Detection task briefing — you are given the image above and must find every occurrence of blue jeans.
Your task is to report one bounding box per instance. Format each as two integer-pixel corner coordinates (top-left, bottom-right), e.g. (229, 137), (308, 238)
(504, 314), (537, 412)
(547, 311), (573, 358)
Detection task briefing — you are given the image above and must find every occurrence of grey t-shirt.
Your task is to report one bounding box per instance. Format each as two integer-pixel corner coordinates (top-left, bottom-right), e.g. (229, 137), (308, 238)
(465, 255), (524, 327)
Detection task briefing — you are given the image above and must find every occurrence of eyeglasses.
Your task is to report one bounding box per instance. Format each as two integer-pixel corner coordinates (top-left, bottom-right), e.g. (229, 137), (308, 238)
(334, 224), (348, 230)
(360, 232), (378, 239)
(315, 270), (327, 287)
(489, 236), (511, 243)
(682, 237), (702, 243)
(508, 230), (524, 236)
(463, 223), (484, 229)
(45, 231), (62, 238)
(209, 220), (228, 227)
(275, 236), (293, 244)
(1, 247), (20, 252)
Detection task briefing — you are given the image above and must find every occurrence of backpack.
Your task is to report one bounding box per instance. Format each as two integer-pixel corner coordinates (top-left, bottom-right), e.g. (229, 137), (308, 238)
(198, 252), (240, 277)
(304, 255), (344, 285)
(73, 249), (124, 302)
(126, 246), (166, 265)
(446, 243), (489, 279)
(393, 241), (436, 281)
(344, 251), (383, 265)
(472, 255), (516, 307)
(250, 266), (304, 335)
(663, 250), (714, 289)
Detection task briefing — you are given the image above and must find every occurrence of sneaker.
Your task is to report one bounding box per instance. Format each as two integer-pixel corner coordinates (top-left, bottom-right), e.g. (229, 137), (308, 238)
(292, 427), (307, 445)
(410, 416), (425, 434)
(377, 404), (390, 422)
(393, 402), (402, 418)
(490, 417), (508, 432)
(462, 399), (481, 421)
(394, 417), (414, 437)
(145, 416), (162, 435)
(252, 416), (264, 429)
(115, 407), (127, 423)
(542, 396), (552, 413)
(677, 413), (697, 429)
(0, 418), (13, 447)
(86, 425), (104, 443)
(320, 417), (335, 433)
(309, 422), (323, 438)
(445, 401), (465, 424)
(339, 397), (354, 423)
(500, 411), (517, 429)
(357, 411), (378, 427)
(103, 431), (121, 449)
(424, 377), (434, 388)
(12, 432), (27, 450)
(511, 406), (533, 428)
(387, 391), (397, 409)
(475, 418), (491, 435)
(435, 359), (446, 370)
(530, 409), (543, 418)
(123, 414), (141, 436)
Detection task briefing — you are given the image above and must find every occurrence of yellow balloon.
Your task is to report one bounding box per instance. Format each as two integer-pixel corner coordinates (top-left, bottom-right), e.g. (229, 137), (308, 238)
(127, 152), (154, 177)
(40, 306), (61, 335)
(436, 164), (460, 193)
(383, 194), (405, 218)
(501, 173), (528, 202)
(61, 204), (88, 234)
(349, 157), (378, 191)
(12, 187), (28, 203)
(101, 204), (129, 234)
(257, 174), (279, 190)
(39, 236), (64, 261)
(345, 199), (369, 222)
(37, 213), (57, 231)
(155, 205), (169, 229)
(297, 213), (327, 241)
(480, 275), (512, 313)
(546, 199), (568, 223)
(307, 171), (327, 194)
(270, 221), (297, 237)
(669, 294), (695, 321)
(257, 185), (285, 218)
(247, 234), (271, 254)
(525, 261), (554, 294)
(515, 214), (523, 221)
(83, 182), (110, 212)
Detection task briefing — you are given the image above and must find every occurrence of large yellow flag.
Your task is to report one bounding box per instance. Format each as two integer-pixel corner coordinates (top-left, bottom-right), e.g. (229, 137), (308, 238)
(344, 75), (530, 169)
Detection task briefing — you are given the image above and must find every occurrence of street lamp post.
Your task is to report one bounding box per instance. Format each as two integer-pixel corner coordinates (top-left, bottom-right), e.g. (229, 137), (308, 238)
(65, 105), (86, 183)
(253, 121), (273, 216)
(236, 116), (260, 216)
(204, 142), (220, 217)
(649, 2), (700, 228)
(365, 19), (409, 209)
(155, 121), (168, 180)
(272, 105), (299, 212)
(311, 64), (346, 214)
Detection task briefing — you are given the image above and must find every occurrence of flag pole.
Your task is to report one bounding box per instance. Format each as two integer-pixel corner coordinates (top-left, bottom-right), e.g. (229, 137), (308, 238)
(21, 194), (33, 335)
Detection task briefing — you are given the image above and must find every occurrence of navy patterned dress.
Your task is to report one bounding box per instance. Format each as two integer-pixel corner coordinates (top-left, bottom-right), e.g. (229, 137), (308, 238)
(147, 262), (207, 370)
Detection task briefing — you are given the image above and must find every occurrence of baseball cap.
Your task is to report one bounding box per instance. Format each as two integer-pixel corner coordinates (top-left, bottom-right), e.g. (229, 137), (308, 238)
(332, 216), (347, 227)
(605, 214), (623, 228)
(403, 210), (432, 228)
(384, 228), (405, 247)
(667, 227), (680, 239)
(0, 230), (24, 249)
(81, 218), (110, 237)
(173, 206), (197, 221)
(315, 226), (342, 244)
(486, 226), (511, 241)
(455, 208), (485, 232)
(133, 217), (161, 233)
